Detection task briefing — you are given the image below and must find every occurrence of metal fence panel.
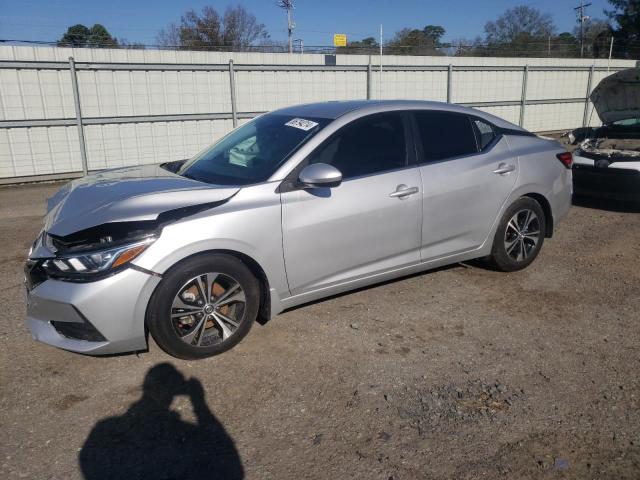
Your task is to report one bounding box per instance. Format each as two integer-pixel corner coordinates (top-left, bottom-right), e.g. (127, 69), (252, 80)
(0, 45), (635, 183)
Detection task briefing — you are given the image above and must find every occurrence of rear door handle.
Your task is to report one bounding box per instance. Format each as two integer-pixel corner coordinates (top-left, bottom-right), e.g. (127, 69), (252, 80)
(493, 163), (516, 175)
(389, 185), (419, 198)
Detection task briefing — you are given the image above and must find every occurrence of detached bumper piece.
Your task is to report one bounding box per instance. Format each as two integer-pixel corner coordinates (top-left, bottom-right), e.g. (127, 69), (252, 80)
(573, 164), (640, 202)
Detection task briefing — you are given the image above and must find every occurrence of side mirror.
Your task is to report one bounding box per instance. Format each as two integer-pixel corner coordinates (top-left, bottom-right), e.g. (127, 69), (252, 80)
(298, 163), (343, 189)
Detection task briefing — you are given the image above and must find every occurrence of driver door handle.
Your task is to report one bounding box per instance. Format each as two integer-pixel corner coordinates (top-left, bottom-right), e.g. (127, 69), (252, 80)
(389, 185), (419, 198)
(493, 163), (516, 175)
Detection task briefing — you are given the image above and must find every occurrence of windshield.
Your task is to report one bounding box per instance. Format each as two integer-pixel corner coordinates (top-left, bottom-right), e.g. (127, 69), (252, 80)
(178, 113), (330, 185)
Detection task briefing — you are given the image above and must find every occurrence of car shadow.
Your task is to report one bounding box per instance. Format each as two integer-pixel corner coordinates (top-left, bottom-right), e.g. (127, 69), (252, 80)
(572, 195), (640, 213)
(79, 363), (243, 480)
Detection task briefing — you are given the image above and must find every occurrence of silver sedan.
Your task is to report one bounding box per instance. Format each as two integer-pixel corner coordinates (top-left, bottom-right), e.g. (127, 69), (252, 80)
(25, 100), (572, 359)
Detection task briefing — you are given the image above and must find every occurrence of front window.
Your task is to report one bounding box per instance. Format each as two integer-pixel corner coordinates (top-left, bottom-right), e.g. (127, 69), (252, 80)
(178, 113), (330, 185)
(307, 112), (407, 179)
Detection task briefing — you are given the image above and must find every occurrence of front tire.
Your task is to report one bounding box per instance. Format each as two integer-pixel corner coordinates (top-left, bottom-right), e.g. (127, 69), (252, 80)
(147, 253), (260, 359)
(487, 197), (546, 272)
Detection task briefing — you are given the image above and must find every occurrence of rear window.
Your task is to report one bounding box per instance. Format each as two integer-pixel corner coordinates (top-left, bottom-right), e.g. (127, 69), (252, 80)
(414, 111), (478, 162)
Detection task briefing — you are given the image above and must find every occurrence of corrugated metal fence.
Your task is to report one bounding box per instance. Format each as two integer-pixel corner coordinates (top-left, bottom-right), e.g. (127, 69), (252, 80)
(0, 46), (635, 184)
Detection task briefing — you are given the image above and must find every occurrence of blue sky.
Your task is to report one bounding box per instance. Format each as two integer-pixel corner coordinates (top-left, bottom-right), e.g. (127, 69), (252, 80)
(0, 0), (613, 46)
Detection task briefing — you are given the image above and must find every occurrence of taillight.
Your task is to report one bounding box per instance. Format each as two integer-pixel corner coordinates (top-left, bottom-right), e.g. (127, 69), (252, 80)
(556, 152), (573, 169)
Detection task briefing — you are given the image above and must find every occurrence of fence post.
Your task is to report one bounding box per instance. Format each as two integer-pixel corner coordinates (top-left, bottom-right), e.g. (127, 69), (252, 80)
(367, 56), (372, 100)
(583, 64), (595, 127)
(68, 57), (88, 175)
(229, 59), (238, 128)
(519, 64), (529, 127)
(447, 64), (453, 103)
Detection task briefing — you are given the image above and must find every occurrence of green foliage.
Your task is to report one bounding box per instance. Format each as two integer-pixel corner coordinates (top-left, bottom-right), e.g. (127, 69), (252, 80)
(58, 24), (91, 47)
(606, 0), (640, 57)
(387, 25), (447, 55)
(87, 24), (118, 48)
(58, 24), (118, 48)
(338, 37), (378, 55)
(422, 25), (446, 46)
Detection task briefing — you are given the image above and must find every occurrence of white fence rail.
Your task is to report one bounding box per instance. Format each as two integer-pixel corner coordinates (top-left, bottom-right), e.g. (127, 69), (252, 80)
(0, 46), (635, 183)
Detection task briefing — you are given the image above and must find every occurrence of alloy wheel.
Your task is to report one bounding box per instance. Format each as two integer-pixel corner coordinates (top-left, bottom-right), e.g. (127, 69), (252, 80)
(170, 272), (246, 347)
(504, 209), (541, 262)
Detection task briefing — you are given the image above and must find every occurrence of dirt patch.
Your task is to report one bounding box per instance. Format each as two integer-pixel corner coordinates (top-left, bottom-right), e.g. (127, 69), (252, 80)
(52, 394), (90, 411)
(398, 380), (524, 435)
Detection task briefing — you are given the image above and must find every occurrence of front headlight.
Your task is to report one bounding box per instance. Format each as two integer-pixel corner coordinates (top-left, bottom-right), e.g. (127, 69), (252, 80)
(41, 237), (155, 278)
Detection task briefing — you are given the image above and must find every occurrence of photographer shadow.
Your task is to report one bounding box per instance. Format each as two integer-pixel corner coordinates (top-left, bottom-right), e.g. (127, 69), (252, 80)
(79, 363), (243, 480)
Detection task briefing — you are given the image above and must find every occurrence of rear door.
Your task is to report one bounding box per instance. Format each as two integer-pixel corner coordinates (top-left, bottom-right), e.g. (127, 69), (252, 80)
(280, 112), (423, 295)
(412, 110), (518, 260)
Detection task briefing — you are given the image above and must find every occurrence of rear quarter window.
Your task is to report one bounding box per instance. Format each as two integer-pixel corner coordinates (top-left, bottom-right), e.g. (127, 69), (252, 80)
(472, 119), (496, 150)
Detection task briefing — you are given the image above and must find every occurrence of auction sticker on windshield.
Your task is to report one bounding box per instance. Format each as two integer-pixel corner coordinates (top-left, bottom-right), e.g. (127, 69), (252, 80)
(285, 118), (319, 131)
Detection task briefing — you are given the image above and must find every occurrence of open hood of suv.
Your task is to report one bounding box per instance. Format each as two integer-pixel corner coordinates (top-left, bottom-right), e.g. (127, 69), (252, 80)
(44, 164), (239, 237)
(590, 67), (640, 125)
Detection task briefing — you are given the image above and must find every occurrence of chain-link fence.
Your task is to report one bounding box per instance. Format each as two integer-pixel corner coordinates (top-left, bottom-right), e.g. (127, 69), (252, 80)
(0, 46), (635, 183)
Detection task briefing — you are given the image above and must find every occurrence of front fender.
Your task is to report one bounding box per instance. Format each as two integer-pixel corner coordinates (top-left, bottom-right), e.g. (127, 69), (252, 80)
(132, 182), (289, 316)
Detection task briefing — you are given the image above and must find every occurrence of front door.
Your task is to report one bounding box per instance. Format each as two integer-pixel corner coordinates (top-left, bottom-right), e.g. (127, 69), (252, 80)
(280, 112), (423, 295)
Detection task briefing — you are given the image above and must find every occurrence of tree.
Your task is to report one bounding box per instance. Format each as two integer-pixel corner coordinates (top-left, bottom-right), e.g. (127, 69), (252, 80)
(573, 18), (612, 57)
(606, 0), (640, 58)
(483, 5), (556, 56)
(339, 37), (378, 55)
(422, 25), (446, 48)
(87, 24), (118, 48)
(58, 24), (118, 48)
(58, 24), (91, 47)
(553, 32), (580, 57)
(157, 5), (269, 50)
(386, 25), (446, 55)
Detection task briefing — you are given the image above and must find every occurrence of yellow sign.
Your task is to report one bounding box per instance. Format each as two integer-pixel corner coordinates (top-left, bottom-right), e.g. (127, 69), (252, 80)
(333, 33), (347, 47)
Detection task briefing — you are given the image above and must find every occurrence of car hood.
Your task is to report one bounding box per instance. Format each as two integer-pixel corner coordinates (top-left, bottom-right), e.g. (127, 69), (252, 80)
(590, 67), (640, 124)
(44, 164), (239, 237)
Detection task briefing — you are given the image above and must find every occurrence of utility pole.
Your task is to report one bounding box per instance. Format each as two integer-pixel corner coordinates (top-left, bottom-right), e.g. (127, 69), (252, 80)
(277, 1), (296, 54)
(379, 24), (383, 99)
(574, 1), (592, 58)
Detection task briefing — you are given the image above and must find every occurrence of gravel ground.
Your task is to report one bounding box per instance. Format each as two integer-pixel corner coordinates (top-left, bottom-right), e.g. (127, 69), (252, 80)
(0, 181), (639, 480)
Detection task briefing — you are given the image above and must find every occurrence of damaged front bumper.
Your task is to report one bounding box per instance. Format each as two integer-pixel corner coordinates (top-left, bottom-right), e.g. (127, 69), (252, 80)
(25, 265), (161, 355)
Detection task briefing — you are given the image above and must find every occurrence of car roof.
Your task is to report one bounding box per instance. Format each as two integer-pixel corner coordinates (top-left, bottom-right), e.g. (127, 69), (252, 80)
(272, 100), (525, 131)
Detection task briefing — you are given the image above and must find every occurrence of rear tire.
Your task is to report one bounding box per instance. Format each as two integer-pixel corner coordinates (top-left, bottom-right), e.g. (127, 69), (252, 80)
(147, 253), (260, 360)
(487, 197), (546, 272)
